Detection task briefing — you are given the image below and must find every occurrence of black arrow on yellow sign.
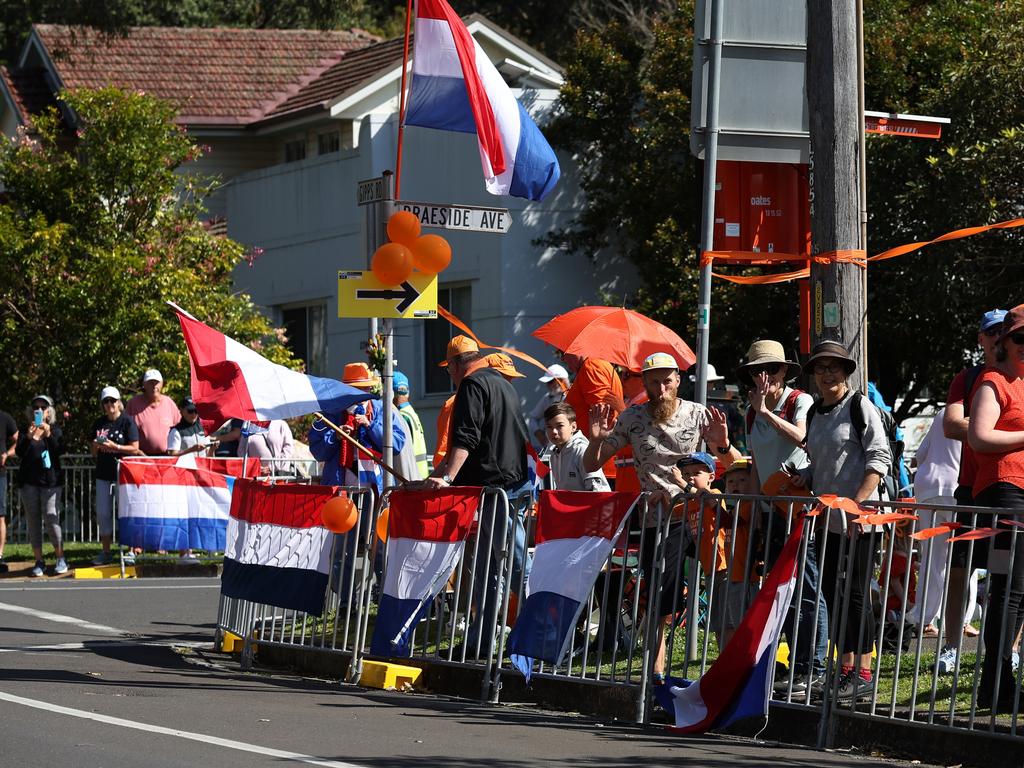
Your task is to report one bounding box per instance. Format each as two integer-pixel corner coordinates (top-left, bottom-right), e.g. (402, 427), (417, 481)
(356, 281), (421, 313)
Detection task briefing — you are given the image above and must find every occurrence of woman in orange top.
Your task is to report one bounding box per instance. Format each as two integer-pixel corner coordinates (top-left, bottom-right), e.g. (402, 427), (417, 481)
(968, 303), (1024, 712)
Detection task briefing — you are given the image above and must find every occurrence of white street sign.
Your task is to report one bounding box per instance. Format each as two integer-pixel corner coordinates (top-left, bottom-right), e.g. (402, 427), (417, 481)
(395, 200), (512, 234)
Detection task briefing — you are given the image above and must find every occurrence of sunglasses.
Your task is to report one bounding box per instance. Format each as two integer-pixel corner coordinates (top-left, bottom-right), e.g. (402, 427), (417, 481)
(1009, 332), (1024, 345)
(750, 363), (783, 376)
(812, 362), (845, 375)
(101, 398), (117, 405)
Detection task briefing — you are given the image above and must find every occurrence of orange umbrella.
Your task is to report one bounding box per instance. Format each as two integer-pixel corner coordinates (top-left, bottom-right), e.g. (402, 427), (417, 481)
(532, 306), (696, 372)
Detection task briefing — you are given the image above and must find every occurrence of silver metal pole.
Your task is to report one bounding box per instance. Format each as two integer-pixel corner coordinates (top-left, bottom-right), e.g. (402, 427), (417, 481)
(695, 0), (724, 408)
(381, 172), (396, 489)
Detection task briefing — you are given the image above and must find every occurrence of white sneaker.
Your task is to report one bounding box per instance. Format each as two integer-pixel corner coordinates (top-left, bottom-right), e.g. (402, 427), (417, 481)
(178, 553), (199, 564)
(54, 558), (68, 575)
(935, 645), (958, 675)
(121, 550), (136, 565)
(30, 561), (44, 577)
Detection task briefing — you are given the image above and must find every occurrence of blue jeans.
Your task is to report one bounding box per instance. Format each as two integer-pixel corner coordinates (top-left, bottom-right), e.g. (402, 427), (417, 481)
(772, 523), (827, 676)
(466, 482), (533, 651)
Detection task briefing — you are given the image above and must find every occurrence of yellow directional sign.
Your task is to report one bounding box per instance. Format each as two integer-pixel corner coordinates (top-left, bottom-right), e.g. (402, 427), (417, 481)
(337, 271), (438, 319)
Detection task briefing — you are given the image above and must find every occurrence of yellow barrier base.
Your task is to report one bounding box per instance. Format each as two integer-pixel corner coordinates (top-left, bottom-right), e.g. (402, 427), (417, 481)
(73, 565), (137, 579)
(220, 632), (257, 654)
(359, 660), (422, 690)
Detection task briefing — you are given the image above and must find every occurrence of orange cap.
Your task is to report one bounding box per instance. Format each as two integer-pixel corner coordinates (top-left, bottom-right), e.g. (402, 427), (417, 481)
(485, 352), (525, 379)
(438, 334), (480, 367)
(342, 362), (379, 388)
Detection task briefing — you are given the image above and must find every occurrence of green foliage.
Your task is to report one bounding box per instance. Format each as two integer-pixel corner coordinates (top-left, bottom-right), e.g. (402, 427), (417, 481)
(0, 87), (298, 446)
(550, 0), (1024, 418)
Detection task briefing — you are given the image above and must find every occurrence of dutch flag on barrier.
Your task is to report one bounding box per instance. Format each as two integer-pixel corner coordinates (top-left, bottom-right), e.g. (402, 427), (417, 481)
(116, 456), (252, 551)
(508, 490), (638, 682)
(405, 0), (561, 201)
(526, 443), (549, 493)
(173, 306), (371, 425)
(370, 488), (481, 658)
(220, 478), (340, 615)
(654, 515), (806, 733)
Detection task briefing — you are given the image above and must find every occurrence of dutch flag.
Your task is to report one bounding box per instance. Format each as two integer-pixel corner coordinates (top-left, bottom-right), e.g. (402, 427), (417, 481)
(405, 0), (561, 201)
(508, 490), (638, 682)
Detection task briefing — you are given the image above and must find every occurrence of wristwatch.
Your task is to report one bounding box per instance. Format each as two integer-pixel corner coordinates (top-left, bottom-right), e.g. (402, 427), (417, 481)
(715, 443), (732, 455)
(442, 474), (453, 484)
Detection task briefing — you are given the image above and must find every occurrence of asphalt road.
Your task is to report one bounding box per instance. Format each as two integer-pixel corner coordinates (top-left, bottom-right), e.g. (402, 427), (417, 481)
(0, 576), (939, 767)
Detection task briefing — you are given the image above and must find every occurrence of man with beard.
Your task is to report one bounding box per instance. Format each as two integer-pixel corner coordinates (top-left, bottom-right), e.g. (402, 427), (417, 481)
(583, 352), (736, 681)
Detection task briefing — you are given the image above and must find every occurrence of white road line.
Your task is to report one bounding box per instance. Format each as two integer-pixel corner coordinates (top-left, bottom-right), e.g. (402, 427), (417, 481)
(0, 639), (209, 653)
(0, 584), (219, 591)
(0, 691), (365, 768)
(0, 601), (126, 635)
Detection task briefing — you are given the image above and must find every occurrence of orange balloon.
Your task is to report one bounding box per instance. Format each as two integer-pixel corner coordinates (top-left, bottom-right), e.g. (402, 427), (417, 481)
(387, 211), (421, 246)
(410, 234), (452, 274)
(371, 243), (413, 286)
(375, 506), (389, 543)
(322, 495), (359, 534)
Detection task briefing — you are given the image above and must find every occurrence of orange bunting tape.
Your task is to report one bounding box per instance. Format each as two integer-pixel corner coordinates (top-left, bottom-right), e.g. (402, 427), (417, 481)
(437, 306), (549, 375)
(705, 217), (1024, 284)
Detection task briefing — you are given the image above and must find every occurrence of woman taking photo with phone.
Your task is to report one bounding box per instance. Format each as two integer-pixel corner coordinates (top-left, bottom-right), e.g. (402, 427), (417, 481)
(16, 394), (66, 577)
(968, 303), (1024, 712)
(90, 386), (139, 565)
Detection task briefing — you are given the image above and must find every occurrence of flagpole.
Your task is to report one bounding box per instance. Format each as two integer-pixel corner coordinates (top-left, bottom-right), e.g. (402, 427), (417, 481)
(394, 0), (414, 199)
(313, 412), (410, 484)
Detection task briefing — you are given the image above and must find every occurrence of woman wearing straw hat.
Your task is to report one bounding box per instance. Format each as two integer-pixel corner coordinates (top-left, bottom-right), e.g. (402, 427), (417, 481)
(737, 339), (826, 695)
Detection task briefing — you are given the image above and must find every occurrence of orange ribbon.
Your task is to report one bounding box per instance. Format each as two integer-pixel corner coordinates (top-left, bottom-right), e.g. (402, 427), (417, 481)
(704, 217), (1024, 284)
(437, 306), (549, 375)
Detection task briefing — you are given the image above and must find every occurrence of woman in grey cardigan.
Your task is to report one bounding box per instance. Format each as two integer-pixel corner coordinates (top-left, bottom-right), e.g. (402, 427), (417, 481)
(791, 341), (891, 705)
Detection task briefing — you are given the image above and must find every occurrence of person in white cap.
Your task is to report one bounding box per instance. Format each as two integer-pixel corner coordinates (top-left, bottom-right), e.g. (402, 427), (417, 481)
(584, 351), (737, 682)
(125, 369), (180, 455)
(528, 363), (569, 450)
(89, 386), (140, 564)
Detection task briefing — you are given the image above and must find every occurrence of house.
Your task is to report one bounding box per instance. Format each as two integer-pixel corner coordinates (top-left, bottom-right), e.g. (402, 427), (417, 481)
(1, 20), (636, 450)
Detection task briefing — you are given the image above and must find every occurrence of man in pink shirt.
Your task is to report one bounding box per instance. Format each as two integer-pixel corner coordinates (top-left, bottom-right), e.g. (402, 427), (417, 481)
(126, 369), (180, 456)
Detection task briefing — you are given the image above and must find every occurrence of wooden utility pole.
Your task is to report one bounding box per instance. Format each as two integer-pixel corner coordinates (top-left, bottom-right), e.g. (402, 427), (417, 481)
(807, 0), (865, 392)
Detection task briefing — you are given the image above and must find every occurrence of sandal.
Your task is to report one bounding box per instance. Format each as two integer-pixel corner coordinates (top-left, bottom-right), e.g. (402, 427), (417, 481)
(922, 624), (939, 638)
(964, 624), (980, 638)
(652, 672), (666, 686)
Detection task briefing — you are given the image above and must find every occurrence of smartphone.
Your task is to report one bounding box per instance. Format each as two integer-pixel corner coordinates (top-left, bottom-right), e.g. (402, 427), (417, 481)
(33, 410), (43, 427)
(96, 434), (108, 444)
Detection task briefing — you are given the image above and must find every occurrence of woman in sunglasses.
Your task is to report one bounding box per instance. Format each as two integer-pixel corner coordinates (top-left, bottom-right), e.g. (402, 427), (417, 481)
(790, 341), (891, 705)
(968, 303), (1024, 712)
(16, 395), (66, 576)
(89, 387), (140, 565)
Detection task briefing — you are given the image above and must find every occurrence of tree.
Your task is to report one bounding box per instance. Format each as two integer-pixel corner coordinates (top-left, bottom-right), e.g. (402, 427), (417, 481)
(0, 87), (298, 445)
(548, 0), (1024, 418)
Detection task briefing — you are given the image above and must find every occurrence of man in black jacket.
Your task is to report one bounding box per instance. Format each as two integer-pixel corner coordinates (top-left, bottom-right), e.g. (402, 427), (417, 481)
(426, 336), (531, 655)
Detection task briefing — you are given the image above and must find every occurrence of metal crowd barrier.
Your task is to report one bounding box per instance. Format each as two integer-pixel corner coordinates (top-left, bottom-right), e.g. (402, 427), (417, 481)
(3, 455), (100, 544)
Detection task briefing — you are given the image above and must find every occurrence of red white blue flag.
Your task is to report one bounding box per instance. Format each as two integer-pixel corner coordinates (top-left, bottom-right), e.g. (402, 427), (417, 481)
(654, 515), (806, 733)
(371, 488), (481, 657)
(406, 0), (560, 201)
(508, 491), (638, 681)
(174, 308), (371, 425)
(221, 478), (340, 615)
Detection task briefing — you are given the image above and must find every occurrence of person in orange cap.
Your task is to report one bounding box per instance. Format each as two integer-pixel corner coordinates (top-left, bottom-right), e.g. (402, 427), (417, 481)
(433, 336), (480, 468)
(561, 352), (624, 485)
(485, 352), (526, 381)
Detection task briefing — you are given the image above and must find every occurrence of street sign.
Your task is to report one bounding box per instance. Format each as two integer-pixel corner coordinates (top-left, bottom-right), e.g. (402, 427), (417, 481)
(357, 177), (386, 206)
(395, 200), (512, 234)
(338, 270), (438, 319)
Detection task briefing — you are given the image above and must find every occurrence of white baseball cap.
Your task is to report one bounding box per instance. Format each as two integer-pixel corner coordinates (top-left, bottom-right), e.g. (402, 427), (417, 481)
(539, 363), (569, 383)
(100, 386), (121, 402)
(143, 369), (163, 383)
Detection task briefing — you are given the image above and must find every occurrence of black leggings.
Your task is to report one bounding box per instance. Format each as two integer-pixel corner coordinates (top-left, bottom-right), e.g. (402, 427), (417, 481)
(974, 482), (1024, 700)
(821, 529), (878, 656)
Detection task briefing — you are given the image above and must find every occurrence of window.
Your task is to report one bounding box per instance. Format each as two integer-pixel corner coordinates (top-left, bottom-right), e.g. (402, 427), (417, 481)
(424, 284), (472, 395)
(317, 131), (340, 155)
(280, 303), (326, 376)
(284, 139), (306, 163)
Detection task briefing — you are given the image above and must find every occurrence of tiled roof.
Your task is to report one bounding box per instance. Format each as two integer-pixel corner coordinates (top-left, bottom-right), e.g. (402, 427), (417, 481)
(0, 65), (55, 123)
(263, 35), (407, 121)
(32, 24), (380, 126)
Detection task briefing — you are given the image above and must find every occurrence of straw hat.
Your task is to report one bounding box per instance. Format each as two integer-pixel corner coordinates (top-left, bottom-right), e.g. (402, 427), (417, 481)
(342, 362), (380, 388)
(735, 340), (801, 387)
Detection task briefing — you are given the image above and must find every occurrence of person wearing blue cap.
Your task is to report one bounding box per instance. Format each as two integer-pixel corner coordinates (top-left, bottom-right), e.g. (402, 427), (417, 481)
(936, 308), (1007, 676)
(392, 370), (429, 479)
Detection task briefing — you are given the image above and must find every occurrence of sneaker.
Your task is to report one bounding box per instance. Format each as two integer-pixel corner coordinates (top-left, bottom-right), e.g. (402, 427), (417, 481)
(1014, 651), (1021, 675)
(30, 560), (45, 577)
(836, 671), (875, 704)
(0, 558), (8, 574)
(121, 550), (136, 565)
(92, 552), (113, 566)
(178, 552), (200, 564)
(935, 645), (958, 675)
(54, 557), (68, 575)
(790, 672), (825, 694)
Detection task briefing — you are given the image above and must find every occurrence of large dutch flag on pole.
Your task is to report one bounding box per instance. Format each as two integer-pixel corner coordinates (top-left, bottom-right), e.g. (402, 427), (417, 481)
(405, 0), (560, 201)
(117, 456), (239, 551)
(173, 306), (371, 425)
(221, 478), (339, 616)
(507, 491), (638, 682)
(371, 488), (481, 658)
(654, 515), (807, 733)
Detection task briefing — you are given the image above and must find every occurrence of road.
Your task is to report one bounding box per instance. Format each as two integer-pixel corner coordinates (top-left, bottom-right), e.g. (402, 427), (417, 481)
(0, 576), (937, 767)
